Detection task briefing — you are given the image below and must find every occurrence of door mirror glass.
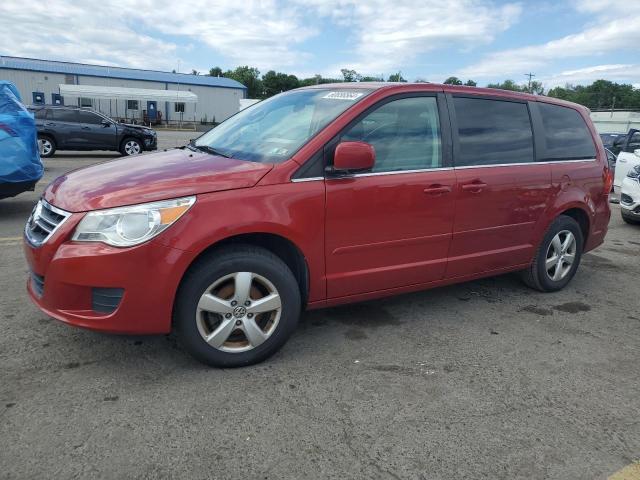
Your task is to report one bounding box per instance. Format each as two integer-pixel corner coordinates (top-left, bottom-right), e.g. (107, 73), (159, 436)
(101, 119), (111, 127)
(333, 141), (375, 172)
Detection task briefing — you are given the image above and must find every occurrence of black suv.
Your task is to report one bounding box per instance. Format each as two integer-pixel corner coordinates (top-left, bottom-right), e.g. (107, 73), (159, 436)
(30, 106), (157, 157)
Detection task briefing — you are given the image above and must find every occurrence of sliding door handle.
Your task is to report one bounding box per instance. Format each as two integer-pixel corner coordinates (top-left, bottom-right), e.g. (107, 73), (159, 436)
(423, 185), (452, 195)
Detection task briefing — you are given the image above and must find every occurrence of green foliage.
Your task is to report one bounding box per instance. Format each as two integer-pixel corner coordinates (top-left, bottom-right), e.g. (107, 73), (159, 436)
(224, 66), (263, 98)
(262, 70), (300, 97)
(208, 67), (223, 77)
(487, 79), (525, 92)
(341, 69), (361, 82)
(360, 76), (384, 82)
(547, 80), (640, 109)
(444, 76), (463, 85)
(464, 79), (477, 87)
(387, 72), (407, 82)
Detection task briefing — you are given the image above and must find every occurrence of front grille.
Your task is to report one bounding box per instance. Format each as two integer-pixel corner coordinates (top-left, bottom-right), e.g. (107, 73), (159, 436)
(30, 272), (45, 297)
(24, 200), (70, 247)
(92, 288), (124, 314)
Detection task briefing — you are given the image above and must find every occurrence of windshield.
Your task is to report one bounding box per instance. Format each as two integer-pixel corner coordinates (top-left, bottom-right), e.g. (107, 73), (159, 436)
(194, 88), (372, 163)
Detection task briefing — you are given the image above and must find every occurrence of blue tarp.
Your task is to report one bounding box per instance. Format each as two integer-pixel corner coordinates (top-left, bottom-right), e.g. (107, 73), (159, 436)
(0, 81), (43, 184)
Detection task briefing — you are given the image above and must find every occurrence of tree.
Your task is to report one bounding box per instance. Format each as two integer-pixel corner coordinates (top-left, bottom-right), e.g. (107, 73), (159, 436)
(527, 81), (544, 95)
(191, 69), (200, 75)
(547, 80), (640, 109)
(208, 66), (223, 77)
(443, 76), (463, 85)
(387, 72), (407, 82)
(464, 79), (477, 87)
(262, 70), (300, 98)
(360, 76), (384, 82)
(487, 79), (525, 92)
(341, 69), (362, 82)
(224, 66), (263, 98)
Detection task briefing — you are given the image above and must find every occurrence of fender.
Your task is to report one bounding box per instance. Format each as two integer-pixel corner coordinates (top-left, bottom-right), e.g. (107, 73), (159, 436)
(158, 181), (327, 302)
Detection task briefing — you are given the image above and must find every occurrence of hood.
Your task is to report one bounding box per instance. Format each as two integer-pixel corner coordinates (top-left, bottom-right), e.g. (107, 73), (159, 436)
(44, 148), (273, 212)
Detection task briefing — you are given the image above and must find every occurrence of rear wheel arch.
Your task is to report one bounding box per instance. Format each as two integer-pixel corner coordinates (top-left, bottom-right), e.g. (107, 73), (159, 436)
(558, 207), (590, 250)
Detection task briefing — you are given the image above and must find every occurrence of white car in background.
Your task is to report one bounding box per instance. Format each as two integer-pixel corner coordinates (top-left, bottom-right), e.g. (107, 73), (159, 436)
(613, 129), (640, 198)
(620, 164), (640, 225)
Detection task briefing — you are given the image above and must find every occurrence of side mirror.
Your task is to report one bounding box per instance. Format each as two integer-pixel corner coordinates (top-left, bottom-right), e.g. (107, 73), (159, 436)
(333, 141), (375, 173)
(634, 149), (640, 158)
(101, 120), (111, 127)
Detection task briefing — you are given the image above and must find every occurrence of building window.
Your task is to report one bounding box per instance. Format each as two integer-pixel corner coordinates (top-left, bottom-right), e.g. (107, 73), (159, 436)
(127, 100), (139, 110)
(51, 93), (63, 106)
(80, 97), (93, 107)
(175, 102), (185, 113)
(32, 92), (45, 105)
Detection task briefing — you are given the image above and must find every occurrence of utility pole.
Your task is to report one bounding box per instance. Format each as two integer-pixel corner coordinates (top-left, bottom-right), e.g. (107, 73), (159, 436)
(524, 72), (536, 93)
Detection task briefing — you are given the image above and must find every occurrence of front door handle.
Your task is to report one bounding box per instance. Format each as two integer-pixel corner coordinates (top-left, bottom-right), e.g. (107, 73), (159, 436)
(423, 184), (452, 195)
(461, 181), (488, 192)
(81, 126), (91, 130)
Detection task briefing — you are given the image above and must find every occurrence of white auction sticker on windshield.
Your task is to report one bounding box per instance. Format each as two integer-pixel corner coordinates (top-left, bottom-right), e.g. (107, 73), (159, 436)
(322, 91), (364, 100)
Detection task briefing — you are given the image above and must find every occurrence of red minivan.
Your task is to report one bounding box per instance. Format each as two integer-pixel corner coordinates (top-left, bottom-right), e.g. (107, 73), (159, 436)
(24, 83), (612, 367)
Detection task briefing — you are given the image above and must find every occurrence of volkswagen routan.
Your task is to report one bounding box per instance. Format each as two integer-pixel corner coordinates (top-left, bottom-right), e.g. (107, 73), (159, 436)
(24, 83), (612, 367)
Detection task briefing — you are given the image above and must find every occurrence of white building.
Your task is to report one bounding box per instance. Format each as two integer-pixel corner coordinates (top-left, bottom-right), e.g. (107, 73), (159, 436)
(0, 56), (246, 125)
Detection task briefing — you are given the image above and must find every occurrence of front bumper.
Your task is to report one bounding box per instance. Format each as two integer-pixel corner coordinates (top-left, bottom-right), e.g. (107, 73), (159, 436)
(143, 135), (157, 151)
(620, 177), (640, 218)
(23, 212), (192, 334)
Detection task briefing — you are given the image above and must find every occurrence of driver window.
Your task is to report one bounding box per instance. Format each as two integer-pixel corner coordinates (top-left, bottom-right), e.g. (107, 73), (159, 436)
(341, 96), (442, 173)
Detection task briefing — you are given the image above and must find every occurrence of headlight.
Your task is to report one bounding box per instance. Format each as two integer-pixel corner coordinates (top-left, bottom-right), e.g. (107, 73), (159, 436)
(72, 196), (195, 247)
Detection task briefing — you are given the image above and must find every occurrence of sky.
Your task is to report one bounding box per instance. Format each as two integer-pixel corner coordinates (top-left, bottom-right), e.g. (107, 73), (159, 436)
(1, 0), (639, 89)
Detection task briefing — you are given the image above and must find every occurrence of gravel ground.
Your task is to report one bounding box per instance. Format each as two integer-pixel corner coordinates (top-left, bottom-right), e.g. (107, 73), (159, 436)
(1, 132), (639, 479)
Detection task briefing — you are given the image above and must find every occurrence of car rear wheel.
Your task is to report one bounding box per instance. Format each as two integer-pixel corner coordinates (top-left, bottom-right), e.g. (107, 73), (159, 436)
(120, 138), (142, 156)
(37, 135), (55, 158)
(174, 245), (301, 367)
(521, 215), (584, 292)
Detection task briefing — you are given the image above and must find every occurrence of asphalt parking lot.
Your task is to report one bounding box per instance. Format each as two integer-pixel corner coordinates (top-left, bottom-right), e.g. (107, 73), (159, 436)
(1, 131), (639, 479)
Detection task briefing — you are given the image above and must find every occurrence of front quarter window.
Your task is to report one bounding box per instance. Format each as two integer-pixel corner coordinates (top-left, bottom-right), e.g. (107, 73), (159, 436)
(195, 88), (371, 163)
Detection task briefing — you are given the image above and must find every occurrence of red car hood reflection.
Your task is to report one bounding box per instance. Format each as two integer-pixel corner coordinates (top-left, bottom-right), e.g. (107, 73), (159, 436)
(43, 148), (273, 212)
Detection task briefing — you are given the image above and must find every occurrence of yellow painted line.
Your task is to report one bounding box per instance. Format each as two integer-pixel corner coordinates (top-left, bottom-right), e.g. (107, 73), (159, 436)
(609, 462), (640, 480)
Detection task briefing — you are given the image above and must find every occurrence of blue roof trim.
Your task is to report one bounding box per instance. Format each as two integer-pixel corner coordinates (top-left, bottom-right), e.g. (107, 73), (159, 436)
(0, 56), (247, 91)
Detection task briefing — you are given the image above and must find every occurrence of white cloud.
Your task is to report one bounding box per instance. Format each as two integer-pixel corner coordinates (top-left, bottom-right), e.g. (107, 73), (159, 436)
(541, 64), (640, 88)
(458, 1), (640, 79)
(301, 0), (522, 77)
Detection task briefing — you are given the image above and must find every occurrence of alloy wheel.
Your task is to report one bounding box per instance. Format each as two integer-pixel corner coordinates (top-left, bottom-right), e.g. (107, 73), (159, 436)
(545, 230), (577, 281)
(195, 272), (282, 353)
(124, 140), (141, 155)
(39, 139), (52, 156)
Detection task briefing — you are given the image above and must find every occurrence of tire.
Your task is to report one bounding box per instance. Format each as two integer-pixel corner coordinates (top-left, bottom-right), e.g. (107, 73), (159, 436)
(521, 215), (584, 292)
(174, 245), (301, 367)
(120, 137), (142, 156)
(37, 135), (56, 158)
(621, 209), (640, 225)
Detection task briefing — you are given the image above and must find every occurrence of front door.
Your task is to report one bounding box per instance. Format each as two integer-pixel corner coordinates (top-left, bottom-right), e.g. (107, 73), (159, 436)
(74, 110), (116, 149)
(147, 101), (157, 121)
(325, 95), (456, 298)
(446, 95), (552, 278)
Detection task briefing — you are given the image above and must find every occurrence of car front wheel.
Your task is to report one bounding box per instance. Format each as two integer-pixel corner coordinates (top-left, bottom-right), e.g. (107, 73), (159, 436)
(521, 215), (584, 292)
(120, 138), (142, 156)
(174, 245), (301, 367)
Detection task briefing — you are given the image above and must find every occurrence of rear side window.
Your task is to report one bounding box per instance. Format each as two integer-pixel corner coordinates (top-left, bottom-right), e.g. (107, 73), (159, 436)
(77, 111), (103, 124)
(538, 103), (596, 160)
(453, 97), (534, 166)
(51, 109), (77, 122)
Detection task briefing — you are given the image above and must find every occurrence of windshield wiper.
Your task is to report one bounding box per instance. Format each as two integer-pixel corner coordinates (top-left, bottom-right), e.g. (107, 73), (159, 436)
(189, 141), (233, 158)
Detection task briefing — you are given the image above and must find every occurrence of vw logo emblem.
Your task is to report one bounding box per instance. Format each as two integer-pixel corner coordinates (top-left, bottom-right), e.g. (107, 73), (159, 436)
(233, 306), (247, 318)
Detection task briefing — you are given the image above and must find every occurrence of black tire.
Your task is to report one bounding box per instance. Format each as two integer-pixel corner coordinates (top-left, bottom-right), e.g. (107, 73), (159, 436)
(521, 215), (584, 292)
(174, 245), (301, 367)
(38, 135), (56, 158)
(120, 137), (142, 156)
(621, 210), (640, 225)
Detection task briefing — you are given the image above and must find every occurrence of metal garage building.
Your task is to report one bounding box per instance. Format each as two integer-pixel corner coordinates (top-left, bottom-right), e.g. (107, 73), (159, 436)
(0, 56), (247, 126)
